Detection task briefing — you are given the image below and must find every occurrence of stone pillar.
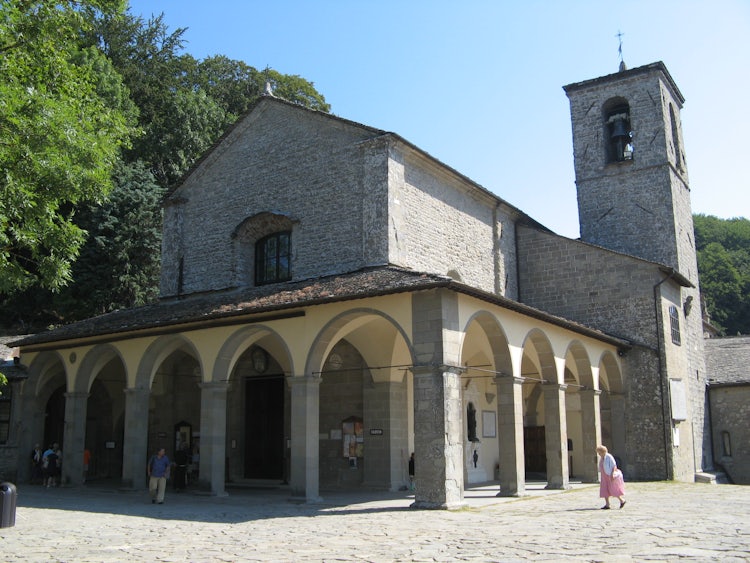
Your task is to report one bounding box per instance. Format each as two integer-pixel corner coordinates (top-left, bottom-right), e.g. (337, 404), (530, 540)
(122, 387), (149, 489)
(411, 365), (465, 509)
(579, 389), (602, 483)
(62, 392), (89, 486)
(363, 378), (408, 491)
(543, 383), (570, 490)
(494, 376), (526, 496)
(15, 381), (44, 484)
(198, 381), (229, 496)
(287, 375), (322, 502)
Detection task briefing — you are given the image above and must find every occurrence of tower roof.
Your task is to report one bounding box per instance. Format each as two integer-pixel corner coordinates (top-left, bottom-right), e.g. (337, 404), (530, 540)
(563, 61), (684, 105)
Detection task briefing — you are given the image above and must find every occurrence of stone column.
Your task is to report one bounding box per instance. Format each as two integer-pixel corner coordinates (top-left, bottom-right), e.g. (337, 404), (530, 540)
(62, 391), (88, 486)
(410, 289), (464, 509)
(411, 365), (465, 509)
(15, 380), (44, 484)
(198, 381), (229, 496)
(122, 387), (149, 489)
(494, 375), (526, 496)
(543, 383), (570, 490)
(579, 389), (602, 483)
(287, 375), (322, 502)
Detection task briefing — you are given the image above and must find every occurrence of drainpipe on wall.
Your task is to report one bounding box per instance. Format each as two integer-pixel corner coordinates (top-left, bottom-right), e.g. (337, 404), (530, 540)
(653, 271), (676, 480)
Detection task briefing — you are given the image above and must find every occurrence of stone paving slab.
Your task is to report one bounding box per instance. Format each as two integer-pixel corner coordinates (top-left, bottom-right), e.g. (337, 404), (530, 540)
(1, 481), (748, 562)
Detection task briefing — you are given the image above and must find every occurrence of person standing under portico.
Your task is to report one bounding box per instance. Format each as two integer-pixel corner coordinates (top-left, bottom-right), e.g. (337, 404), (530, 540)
(147, 447), (171, 504)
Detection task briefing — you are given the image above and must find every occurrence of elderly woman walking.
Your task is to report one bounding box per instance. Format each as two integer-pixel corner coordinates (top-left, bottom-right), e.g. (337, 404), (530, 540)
(596, 444), (626, 509)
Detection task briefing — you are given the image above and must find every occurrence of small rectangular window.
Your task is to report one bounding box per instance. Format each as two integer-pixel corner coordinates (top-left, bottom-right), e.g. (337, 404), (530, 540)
(669, 305), (681, 346)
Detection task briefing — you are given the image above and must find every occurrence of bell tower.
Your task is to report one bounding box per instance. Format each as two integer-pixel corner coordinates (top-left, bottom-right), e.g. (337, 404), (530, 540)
(563, 61), (697, 284)
(564, 62), (710, 477)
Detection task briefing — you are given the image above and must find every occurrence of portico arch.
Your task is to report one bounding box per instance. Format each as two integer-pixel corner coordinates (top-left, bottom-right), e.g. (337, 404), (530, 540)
(289, 308), (413, 500)
(121, 334), (202, 490)
(563, 341), (598, 481)
(218, 326), (294, 484)
(598, 351), (625, 466)
(16, 352), (67, 484)
(461, 311), (525, 494)
(520, 329), (569, 488)
(65, 345), (127, 485)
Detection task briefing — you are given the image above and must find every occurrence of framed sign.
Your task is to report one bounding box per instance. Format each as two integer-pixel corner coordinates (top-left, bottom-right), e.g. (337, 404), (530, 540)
(482, 410), (496, 438)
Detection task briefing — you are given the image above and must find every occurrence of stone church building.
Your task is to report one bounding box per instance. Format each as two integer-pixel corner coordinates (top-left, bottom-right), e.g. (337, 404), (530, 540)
(3, 61), (711, 508)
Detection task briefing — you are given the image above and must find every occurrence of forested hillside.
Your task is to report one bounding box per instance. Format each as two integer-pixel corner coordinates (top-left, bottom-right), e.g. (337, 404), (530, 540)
(694, 214), (750, 336)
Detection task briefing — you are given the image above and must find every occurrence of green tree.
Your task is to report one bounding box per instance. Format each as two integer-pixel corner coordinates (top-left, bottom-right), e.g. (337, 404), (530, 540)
(54, 161), (165, 319)
(694, 214), (750, 335)
(0, 0), (135, 293)
(0, 6), (330, 329)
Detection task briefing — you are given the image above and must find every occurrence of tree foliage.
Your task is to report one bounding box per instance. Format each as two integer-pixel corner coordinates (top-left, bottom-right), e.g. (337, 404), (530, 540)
(694, 214), (750, 335)
(0, 4), (329, 329)
(53, 161), (165, 318)
(0, 0), (135, 293)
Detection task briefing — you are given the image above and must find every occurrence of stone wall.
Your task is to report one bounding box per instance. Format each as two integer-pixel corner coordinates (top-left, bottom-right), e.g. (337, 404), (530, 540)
(709, 385), (750, 484)
(161, 100), (386, 297)
(386, 143), (518, 298)
(161, 98), (520, 301)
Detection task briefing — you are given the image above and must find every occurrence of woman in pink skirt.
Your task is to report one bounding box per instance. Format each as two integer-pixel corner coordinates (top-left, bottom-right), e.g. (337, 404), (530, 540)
(596, 444), (626, 509)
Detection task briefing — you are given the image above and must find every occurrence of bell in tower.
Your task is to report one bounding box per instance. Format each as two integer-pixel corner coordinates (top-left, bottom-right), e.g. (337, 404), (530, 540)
(606, 108), (633, 162)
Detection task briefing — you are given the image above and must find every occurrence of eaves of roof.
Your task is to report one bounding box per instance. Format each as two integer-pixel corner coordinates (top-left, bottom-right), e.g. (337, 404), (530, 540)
(12, 266), (629, 352)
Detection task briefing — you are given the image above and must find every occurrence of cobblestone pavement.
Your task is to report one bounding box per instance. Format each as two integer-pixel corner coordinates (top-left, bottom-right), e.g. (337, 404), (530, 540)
(1, 480), (748, 562)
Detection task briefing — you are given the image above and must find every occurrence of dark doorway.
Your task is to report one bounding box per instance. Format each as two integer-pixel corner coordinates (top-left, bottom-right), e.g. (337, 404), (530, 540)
(244, 375), (284, 479)
(44, 386), (66, 449)
(524, 426), (547, 476)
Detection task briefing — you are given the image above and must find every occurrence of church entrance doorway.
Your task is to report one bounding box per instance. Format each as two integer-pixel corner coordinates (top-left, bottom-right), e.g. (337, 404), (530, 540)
(244, 375), (284, 479)
(524, 426), (547, 476)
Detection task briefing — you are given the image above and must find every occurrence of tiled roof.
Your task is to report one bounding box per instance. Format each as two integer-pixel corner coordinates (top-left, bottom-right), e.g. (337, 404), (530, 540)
(11, 266), (628, 350)
(705, 336), (750, 386)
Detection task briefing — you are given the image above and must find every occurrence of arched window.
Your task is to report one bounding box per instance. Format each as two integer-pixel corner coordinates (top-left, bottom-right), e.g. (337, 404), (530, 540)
(233, 212), (296, 287)
(669, 305), (681, 346)
(255, 231), (291, 285)
(669, 105), (683, 171)
(605, 102), (633, 163)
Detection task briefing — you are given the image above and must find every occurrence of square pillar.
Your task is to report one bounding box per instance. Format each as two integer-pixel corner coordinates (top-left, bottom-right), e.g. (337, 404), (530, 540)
(494, 376), (526, 496)
(543, 383), (570, 490)
(579, 389), (602, 483)
(198, 381), (229, 496)
(122, 387), (149, 489)
(62, 392), (89, 486)
(287, 375), (322, 502)
(411, 365), (465, 509)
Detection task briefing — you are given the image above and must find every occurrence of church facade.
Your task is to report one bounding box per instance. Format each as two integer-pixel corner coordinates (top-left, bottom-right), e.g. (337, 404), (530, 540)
(4, 61), (710, 508)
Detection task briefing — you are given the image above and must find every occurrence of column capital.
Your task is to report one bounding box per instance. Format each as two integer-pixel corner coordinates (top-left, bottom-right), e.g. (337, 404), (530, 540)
(580, 388), (603, 396)
(543, 382), (568, 392)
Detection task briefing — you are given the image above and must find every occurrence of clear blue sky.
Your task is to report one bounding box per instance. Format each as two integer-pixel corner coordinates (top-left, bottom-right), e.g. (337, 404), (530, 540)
(128, 0), (749, 238)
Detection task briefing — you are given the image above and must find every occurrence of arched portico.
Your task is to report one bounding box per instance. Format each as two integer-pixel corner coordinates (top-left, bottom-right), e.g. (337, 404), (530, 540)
(17, 352), (66, 484)
(121, 335), (202, 490)
(296, 308), (414, 502)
